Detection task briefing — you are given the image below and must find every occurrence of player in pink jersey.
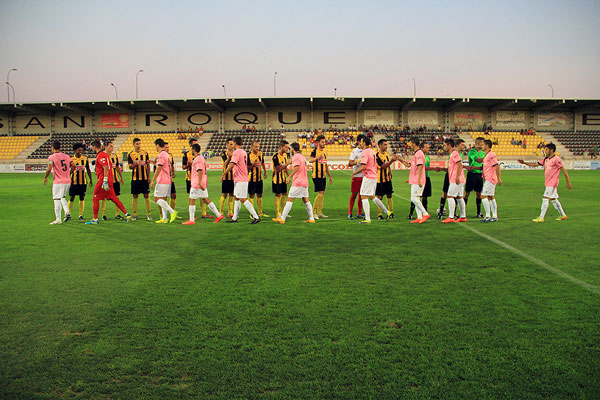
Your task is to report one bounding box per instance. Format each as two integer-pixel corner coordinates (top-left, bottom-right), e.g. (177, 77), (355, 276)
(272, 142), (315, 224)
(43, 141), (75, 224)
(182, 143), (224, 225)
(398, 137), (431, 224)
(221, 136), (260, 224)
(351, 136), (390, 223)
(466, 139), (503, 222)
(441, 138), (467, 223)
(518, 142), (572, 222)
(150, 138), (178, 223)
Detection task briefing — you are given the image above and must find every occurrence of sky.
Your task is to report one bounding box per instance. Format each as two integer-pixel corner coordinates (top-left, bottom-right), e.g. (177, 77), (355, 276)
(1, 0), (599, 103)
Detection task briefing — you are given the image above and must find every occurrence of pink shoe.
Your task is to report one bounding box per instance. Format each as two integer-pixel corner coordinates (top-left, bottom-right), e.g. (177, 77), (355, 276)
(419, 214), (431, 223)
(456, 218), (467, 223)
(214, 215), (224, 223)
(182, 220), (196, 225)
(410, 219), (421, 224)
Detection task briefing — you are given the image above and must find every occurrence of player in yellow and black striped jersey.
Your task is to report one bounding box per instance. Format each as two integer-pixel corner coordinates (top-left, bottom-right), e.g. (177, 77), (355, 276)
(309, 135), (333, 218)
(183, 137), (210, 219)
(68, 143), (93, 220)
(375, 139), (399, 219)
(127, 137), (152, 220)
(248, 141), (268, 217)
(272, 140), (290, 217)
(219, 138), (235, 217)
(101, 143), (125, 220)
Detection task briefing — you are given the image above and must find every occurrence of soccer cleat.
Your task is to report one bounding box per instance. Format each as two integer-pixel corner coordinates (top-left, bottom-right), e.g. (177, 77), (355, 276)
(49, 220), (62, 225)
(124, 214), (132, 223)
(313, 214), (319, 220)
(63, 214), (71, 222)
(155, 219), (168, 224)
(115, 215), (123, 220)
(227, 213), (234, 218)
(78, 215), (85, 221)
(102, 215), (108, 221)
(420, 214), (431, 223)
(169, 211), (178, 223)
(131, 215), (137, 221)
(410, 219), (422, 224)
(225, 219), (238, 223)
(389, 213), (395, 219)
(407, 214), (413, 219)
(386, 211), (392, 221)
(481, 217), (491, 223)
(202, 214), (215, 219)
(146, 215), (153, 221)
(348, 214), (354, 220)
(556, 215), (568, 221)
(272, 217), (284, 224)
(532, 217), (544, 223)
(318, 214), (328, 218)
(84, 219), (98, 225)
(250, 217), (261, 224)
(357, 213), (365, 219)
(182, 220), (196, 225)
(304, 219), (316, 223)
(489, 218), (498, 222)
(441, 217), (455, 224)
(359, 220), (371, 224)
(377, 215), (384, 220)
(456, 217), (468, 223)
(477, 213), (484, 218)
(259, 213), (270, 218)
(213, 215), (224, 223)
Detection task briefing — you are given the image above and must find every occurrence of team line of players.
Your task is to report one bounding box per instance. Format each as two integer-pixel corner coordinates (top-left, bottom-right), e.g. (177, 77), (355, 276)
(43, 134), (572, 225)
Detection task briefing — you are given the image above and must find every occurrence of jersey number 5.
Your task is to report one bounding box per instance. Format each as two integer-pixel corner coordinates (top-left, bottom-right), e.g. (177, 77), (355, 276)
(60, 160), (68, 171)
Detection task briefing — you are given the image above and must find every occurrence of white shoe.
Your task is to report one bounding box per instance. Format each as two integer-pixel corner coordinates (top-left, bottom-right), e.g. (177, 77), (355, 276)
(49, 220), (62, 225)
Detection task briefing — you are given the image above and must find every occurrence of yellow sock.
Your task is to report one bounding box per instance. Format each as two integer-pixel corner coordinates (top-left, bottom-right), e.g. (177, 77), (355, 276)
(144, 197), (151, 215)
(200, 201), (207, 216)
(132, 197), (138, 216)
(387, 197), (393, 213)
(274, 196), (281, 216)
(250, 197), (255, 206)
(314, 193), (323, 214)
(257, 197), (263, 215)
(79, 200), (84, 217)
(219, 196), (226, 214)
(68, 200), (73, 214)
(101, 199), (106, 216)
(228, 196), (234, 215)
(280, 195), (288, 214)
(170, 198), (176, 209)
(115, 196), (120, 216)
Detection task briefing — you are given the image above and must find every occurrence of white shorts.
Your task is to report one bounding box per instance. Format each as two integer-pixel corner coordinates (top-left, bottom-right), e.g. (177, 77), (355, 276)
(481, 180), (496, 197)
(288, 186), (309, 199)
(154, 183), (171, 198)
(447, 182), (465, 198)
(234, 182), (249, 199)
(410, 184), (424, 197)
(52, 183), (70, 199)
(189, 188), (208, 199)
(360, 177), (377, 196)
(543, 186), (558, 199)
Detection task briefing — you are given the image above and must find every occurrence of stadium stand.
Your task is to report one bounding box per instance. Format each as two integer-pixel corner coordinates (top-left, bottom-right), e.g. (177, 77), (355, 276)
(386, 131), (460, 156)
(207, 131), (282, 156)
(297, 131), (357, 157)
(0, 135), (40, 160)
(468, 131), (546, 157)
(117, 132), (197, 160)
(547, 130), (600, 156)
(27, 132), (120, 159)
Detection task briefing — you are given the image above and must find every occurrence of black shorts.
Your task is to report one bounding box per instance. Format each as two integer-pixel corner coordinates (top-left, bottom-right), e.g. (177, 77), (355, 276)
(186, 180), (191, 194)
(442, 172), (450, 193)
(313, 177), (326, 192)
(465, 172), (484, 193)
(69, 184), (87, 198)
(376, 181), (394, 196)
(249, 180), (263, 196)
(221, 180), (234, 194)
(272, 182), (288, 195)
(131, 180), (150, 195)
(170, 182), (176, 195)
(423, 177), (432, 198)
(113, 181), (121, 196)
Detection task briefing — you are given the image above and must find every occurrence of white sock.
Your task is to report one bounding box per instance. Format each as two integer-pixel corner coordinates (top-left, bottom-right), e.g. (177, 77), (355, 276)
(457, 198), (466, 218)
(447, 198), (456, 218)
(410, 196), (428, 219)
(233, 200), (241, 220)
(60, 198), (69, 215)
(244, 200), (259, 219)
(280, 201), (293, 221)
(304, 201), (314, 220)
(189, 205), (196, 221)
(156, 199), (174, 214)
(372, 197), (389, 215)
(362, 198), (371, 221)
(482, 198), (491, 218)
(551, 199), (565, 216)
(490, 199), (498, 218)
(54, 199), (62, 221)
(207, 202), (221, 218)
(540, 198), (549, 218)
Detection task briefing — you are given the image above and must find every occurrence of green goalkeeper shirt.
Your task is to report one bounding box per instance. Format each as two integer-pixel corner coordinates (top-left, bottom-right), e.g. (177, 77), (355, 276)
(468, 148), (485, 174)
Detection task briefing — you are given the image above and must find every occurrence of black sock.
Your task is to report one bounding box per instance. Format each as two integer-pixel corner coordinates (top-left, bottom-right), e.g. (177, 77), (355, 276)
(422, 197), (428, 212)
(409, 202), (415, 216)
(476, 198), (482, 214)
(464, 196), (469, 207)
(439, 196), (445, 212)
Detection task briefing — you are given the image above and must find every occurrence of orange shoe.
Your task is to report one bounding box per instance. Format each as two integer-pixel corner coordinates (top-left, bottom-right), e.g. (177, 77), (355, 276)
(456, 217), (468, 223)
(182, 220), (196, 225)
(213, 215), (224, 223)
(419, 214), (431, 223)
(410, 219), (422, 224)
(441, 217), (455, 224)
(227, 213), (234, 218)
(304, 219), (316, 223)
(272, 217), (285, 224)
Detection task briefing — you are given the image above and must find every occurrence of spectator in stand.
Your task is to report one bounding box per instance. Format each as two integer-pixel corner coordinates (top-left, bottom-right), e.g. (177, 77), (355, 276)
(199, 126), (204, 136)
(523, 138), (527, 149)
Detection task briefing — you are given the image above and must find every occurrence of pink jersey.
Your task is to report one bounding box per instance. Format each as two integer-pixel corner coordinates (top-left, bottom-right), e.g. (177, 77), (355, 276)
(408, 149), (426, 185)
(191, 155), (208, 189)
(448, 150), (466, 184)
(231, 148), (249, 183)
(483, 151), (499, 184)
(48, 152), (72, 184)
(291, 153), (308, 188)
(360, 147), (378, 180)
(540, 155), (563, 188)
(156, 150), (172, 184)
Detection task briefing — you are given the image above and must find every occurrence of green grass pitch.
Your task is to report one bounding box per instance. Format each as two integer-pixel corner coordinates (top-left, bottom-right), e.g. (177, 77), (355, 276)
(1, 170), (599, 399)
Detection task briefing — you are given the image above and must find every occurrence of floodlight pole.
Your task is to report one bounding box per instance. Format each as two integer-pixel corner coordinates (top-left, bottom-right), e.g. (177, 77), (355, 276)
(110, 83), (118, 99)
(6, 68), (17, 102)
(136, 69), (144, 99)
(222, 85), (227, 98)
(547, 84), (554, 98)
(274, 72), (277, 96)
(6, 82), (16, 105)
(412, 78), (416, 98)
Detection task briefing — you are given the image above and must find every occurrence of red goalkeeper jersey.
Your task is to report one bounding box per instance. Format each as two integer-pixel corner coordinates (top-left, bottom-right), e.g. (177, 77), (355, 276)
(95, 151), (114, 185)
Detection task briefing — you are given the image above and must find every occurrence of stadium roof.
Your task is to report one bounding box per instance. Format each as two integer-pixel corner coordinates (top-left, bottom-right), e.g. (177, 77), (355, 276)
(0, 97), (599, 115)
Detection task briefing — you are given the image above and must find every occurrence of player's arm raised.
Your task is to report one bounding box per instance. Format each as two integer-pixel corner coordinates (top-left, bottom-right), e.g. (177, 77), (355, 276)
(561, 166), (572, 190)
(517, 159), (541, 168)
